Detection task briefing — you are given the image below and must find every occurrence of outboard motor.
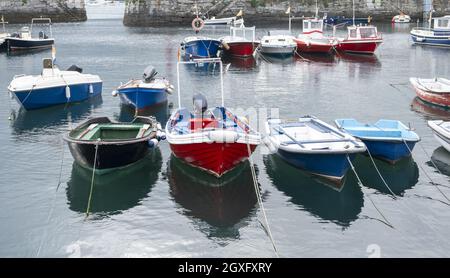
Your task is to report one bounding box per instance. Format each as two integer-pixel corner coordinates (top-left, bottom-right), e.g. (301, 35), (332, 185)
(143, 66), (157, 83)
(39, 31), (44, 39)
(66, 65), (83, 73)
(192, 93), (208, 115)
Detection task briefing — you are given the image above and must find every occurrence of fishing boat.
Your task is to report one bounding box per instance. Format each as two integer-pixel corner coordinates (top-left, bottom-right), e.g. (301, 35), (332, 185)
(409, 77), (450, 108)
(335, 25), (383, 54)
(180, 36), (223, 60)
(335, 119), (420, 163)
(294, 17), (337, 54)
(410, 15), (450, 47)
(6, 18), (54, 52)
(64, 116), (165, 172)
(265, 116), (366, 185)
(392, 13), (411, 23)
(204, 16), (243, 26)
(323, 14), (370, 26)
(112, 66), (174, 111)
(8, 58), (102, 110)
(428, 120), (450, 152)
(165, 59), (261, 177)
(259, 30), (297, 58)
(219, 25), (257, 57)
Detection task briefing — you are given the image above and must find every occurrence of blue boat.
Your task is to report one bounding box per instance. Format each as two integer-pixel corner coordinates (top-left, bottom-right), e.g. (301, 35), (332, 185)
(335, 119), (420, 163)
(7, 58), (102, 110)
(410, 15), (450, 47)
(181, 36), (222, 60)
(265, 117), (366, 187)
(113, 66), (174, 110)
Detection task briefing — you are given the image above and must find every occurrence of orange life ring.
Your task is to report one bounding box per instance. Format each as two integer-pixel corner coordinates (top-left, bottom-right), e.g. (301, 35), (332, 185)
(192, 17), (204, 32)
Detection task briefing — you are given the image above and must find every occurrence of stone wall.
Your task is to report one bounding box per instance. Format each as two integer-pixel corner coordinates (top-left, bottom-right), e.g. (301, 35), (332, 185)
(0, 0), (87, 23)
(123, 0), (450, 27)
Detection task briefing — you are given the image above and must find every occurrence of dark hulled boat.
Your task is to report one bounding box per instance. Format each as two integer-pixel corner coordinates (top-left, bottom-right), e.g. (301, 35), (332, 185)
(6, 18), (54, 52)
(64, 116), (164, 172)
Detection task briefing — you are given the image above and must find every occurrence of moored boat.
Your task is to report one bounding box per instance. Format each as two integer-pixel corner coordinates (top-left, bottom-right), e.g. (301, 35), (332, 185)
(392, 13), (411, 23)
(220, 25), (257, 57)
(8, 58), (102, 110)
(6, 18), (54, 52)
(64, 116), (165, 173)
(0, 16), (9, 52)
(259, 30), (297, 58)
(335, 25), (383, 55)
(335, 119), (420, 163)
(265, 116), (366, 186)
(428, 120), (450, 153)
(166, 59), (261, 177)
(410, 15), (450, 47)
(180, 36), (222, 60)
(409, 77), (450, 108)
(112, 65), (174, 111)
(294, 17), (336, 54)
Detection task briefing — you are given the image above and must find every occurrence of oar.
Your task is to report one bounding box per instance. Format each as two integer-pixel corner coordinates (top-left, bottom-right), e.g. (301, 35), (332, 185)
(312, 118), (363, 147)
(273, 125), (305, 148)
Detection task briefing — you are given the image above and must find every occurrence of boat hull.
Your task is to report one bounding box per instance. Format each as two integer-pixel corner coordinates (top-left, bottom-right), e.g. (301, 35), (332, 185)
(277, 148), (357, 184)
(294, 38), (333, 53)
(336, 40), (381, 54)
(224, 41), (256, 57)
(6, 37), (54, 51)
(362, 139), (416, 163)
(260, 46), (296, 58)
(411, 29), (450, 47)
(118, 87), (167, 110)
(11, 82), (102, 110)
(183, 39), (222, 59)
(169, 142), (257, 177)
(412, 86), (450, 108)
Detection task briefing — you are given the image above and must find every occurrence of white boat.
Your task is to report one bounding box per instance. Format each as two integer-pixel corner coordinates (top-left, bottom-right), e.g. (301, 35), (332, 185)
(392, 13), (411, 23)
(8, 58), (102, 110)
(204, 16), (243, 26)
(259, 30), (297, 58)
(411, 15), (450, 47)
(428, 120), (450, 152)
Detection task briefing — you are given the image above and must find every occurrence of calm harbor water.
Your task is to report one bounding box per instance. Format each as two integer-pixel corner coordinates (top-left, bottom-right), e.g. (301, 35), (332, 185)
(0, 9), (450, 257)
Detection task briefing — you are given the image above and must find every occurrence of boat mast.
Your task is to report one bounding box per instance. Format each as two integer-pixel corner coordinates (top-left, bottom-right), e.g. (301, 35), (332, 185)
(352, 0), (355, 26)
(315, 0), (318, 19)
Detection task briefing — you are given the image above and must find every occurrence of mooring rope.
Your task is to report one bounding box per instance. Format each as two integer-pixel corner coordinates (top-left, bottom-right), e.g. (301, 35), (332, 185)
(365, 147), (397, 199)
(346, 155), (394, 229)
(294, 50), (312, 62)
(246, 138), (279, 257)
(85, 140), (100, 218)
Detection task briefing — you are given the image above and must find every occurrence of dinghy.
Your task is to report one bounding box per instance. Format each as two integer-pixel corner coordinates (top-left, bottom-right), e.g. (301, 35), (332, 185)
(112, 65), (174, 111)
(409, 77), (450, 108)
(265, 116), (366, 185)
(392, 13), (411, 23)
(428, 120), (450, 153)
(335, 119), (420, 163)
(166, 59), (261, 177)
(8, 58), (102, 110)
(180, 36), (222, 60)
(64, 116), (165, 173)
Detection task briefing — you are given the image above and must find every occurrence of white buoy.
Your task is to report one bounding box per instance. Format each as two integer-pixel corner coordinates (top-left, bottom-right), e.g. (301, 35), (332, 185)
(111, 90), (118, 97)
(89, 84), (94, 94)
(166, 85), (175, 94)
(263, 136), (277, 153)
(65, 86), (71, 99)
(148, 138), (159, 148)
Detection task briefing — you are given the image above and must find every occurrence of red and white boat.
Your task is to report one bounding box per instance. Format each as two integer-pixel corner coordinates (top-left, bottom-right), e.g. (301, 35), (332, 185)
(335, 25), (383, 55)
(166, 59), (261, 177)
(410, 77), (450, 108)
(220, 25), (257, 57)
(294, 18), (337, 54)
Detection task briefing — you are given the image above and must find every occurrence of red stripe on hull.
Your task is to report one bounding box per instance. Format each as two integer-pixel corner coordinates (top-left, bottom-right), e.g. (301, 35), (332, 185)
(414, 87), (450, 108)
(336, 41), (381, 54)
(170, 142), (257, 177)
(294, 39), (333, 53)
(225, 42), (256, 57)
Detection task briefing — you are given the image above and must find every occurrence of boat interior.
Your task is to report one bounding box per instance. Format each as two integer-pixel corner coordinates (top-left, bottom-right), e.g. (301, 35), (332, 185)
(335, 119), (418, 140)
(76, 123), (152, 140)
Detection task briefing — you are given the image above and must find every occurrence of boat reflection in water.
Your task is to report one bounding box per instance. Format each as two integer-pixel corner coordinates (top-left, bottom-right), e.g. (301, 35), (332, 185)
(11, 95), (102, 138)
(410, 97), (450, 120)
(256, 52), (295, 65)
(167, 155), (258, 239)
(295, 52), (336, 64)
(430, 147), (450, 177)
(66, 148), (162, 216)
(353, 155), (419, 196)
(222, 55), (257, 72)
(117, 101), (170, 125)
(337, 51), (381, 66)
(264, 154), (363, 227)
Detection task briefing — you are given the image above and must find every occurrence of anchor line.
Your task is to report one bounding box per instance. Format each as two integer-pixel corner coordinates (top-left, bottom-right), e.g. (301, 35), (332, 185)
(246, 135), (279, 257)
(21, 85), (36, 106)
(402, 139), (450, 204)
(86, 140), (100, 218)
(346, 155), (394, 229)
(365, 147), (397, 199)
(294, 50), (312, 62)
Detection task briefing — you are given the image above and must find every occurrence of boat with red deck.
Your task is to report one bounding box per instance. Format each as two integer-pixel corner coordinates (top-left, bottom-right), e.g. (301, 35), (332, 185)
(165, 59), (261, 177)
(220, 25), (257, 57)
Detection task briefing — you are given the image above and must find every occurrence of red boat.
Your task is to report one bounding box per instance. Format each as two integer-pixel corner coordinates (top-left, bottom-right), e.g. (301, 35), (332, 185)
(220, 25), (258, 57)
(335, 25), (383, 55)
(166, 59), (261, 177)
(410, 77), (450, 108)
(294, 18), (336, 54)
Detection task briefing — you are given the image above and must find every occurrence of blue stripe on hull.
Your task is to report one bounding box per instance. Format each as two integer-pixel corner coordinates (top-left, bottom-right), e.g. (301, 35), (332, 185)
(13, 82), (102, 110)
(184, 40), (221, 59)
(118, 87), (167, 110)
(277, 149), (356, 180)
(363, 140), (416, 163)
(411, 35), (450, 47)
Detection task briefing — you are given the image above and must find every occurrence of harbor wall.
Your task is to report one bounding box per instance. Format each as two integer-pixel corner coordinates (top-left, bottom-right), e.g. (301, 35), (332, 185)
(123, 0), (450, 27)
(0, 0), (87, 23)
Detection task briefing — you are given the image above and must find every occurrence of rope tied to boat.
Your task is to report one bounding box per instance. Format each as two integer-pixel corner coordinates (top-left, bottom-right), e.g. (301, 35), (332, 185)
(86, 139), (100, 218)
(245, 135), (279, 258)
(346, 155), (394, 229)
(20, 84), (36, 106)
(365, 147), (397, 199)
